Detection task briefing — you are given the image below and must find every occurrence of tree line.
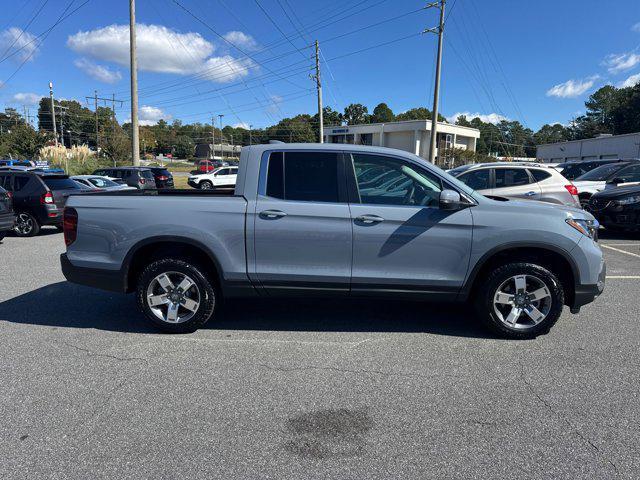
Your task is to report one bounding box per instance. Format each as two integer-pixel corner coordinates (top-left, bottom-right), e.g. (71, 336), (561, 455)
(1, 81), (639, 161)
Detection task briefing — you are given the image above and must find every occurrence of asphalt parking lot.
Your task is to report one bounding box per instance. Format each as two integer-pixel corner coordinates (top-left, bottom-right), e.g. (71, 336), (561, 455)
(1, 229), (639, 479)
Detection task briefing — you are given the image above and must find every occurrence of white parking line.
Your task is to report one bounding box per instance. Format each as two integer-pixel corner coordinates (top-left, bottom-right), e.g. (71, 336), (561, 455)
(601, 244), (640, 259)
(606, 276), (640, 279)
(601, 243), (640, 247)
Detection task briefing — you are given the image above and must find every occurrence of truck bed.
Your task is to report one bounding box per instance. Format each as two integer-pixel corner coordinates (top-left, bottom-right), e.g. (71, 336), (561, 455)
(81, 187), (238, 197)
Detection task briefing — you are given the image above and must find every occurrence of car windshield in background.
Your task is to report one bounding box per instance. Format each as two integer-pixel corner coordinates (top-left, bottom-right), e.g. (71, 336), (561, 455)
(43, 177), (82, 190)
(141, 170), (155, 179)
(88, 177), (119, 188)
(575, 163), (627, 181)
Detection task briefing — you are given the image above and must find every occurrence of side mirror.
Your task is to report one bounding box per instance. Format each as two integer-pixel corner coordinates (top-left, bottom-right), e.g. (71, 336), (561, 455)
(439, 189), (467, 210)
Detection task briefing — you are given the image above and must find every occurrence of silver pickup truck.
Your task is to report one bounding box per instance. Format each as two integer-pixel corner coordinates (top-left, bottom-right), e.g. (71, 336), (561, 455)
(61, 144), (605, 338)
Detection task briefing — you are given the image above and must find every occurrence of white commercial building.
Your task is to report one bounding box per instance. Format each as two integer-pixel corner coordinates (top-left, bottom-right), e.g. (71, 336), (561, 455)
(323, 120), (480, 161)
(537, 132), (640, 163)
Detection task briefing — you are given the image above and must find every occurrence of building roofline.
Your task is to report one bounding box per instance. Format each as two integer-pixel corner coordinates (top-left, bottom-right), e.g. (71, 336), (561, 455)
(325, 119), (480, 133)
(537, 131), (640, 148)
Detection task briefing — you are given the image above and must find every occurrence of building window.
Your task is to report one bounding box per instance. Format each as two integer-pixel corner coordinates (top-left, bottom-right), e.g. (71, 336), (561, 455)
(359, 133), (373, 146)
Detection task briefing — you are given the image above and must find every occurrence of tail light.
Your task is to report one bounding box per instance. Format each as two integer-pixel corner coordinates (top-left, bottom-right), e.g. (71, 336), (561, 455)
(6, 191), (12, 199)
(63, 207), (78, 246)
(564, 184), (579, 196)
(139, 178), (146, 185)
(157, 175), (168, 181)
(40, 191), (54, 204)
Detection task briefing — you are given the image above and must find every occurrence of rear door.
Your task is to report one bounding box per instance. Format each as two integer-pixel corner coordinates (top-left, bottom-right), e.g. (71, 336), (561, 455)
(253, 150), (352, 293)
(493, 167), (541, 200)
(347, 152), (473, 296)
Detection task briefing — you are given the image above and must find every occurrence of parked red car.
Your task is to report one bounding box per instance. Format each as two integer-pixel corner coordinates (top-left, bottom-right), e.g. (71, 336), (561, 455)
(197, 160), (215, 173)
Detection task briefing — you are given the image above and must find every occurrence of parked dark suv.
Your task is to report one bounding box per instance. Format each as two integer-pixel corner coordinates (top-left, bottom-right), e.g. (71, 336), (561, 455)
(148, 167), (174, 188)
(0, 185), (14, 241)
(92, 167), (156, 190)
(555, 159), (628, 180)
(0, 170), (90, 236)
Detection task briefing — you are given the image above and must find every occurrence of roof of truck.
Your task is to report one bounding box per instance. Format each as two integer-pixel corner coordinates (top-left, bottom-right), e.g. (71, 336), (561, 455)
(245, 143), (421, 157)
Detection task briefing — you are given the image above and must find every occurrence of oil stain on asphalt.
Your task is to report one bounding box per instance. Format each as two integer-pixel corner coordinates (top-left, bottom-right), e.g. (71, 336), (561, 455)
(284, 408), (373, 459)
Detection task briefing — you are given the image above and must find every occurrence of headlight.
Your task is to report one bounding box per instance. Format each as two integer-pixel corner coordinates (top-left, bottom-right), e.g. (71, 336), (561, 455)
(615, 194), (640, 205)
(566, 218), (599, 239)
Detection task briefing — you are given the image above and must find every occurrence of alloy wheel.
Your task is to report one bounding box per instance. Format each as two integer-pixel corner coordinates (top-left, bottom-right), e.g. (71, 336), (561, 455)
(146, 271), (201, 324)
(14, 213), (33, 236)
(493, 274), (552, 330)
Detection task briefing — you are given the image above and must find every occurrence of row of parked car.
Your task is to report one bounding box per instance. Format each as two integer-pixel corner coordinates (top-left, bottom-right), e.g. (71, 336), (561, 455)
(449, 158), (640, 232)
(0, 165), (176, 238)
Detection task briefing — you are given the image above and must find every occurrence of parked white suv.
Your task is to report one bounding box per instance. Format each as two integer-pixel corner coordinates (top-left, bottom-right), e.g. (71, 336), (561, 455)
(449, 163), (580, 207)
(188, 166), (238, 190)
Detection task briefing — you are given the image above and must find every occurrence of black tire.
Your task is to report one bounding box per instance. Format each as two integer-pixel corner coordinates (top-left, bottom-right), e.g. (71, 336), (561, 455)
(474, 262), (564, 339)
(579, 195), (591, 209)
(0, 230), (6, 241)
(14, 212), (41, 237)
(199, 180), (213, 190)
(55, 225), (64, 232)
(136, 257), (218, 333)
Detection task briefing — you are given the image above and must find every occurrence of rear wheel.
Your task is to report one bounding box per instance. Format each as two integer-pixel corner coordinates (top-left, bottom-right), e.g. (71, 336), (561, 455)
(14, 212), (40, 237)
(579, 195), (591, 209)
(136, 257), (217, 333)
(199, 180), (213, 190)
(475, 262), (564, 339)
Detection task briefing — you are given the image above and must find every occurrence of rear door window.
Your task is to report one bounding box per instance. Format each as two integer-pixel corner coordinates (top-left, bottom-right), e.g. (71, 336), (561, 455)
(265, 151), (340, 203)
(614, 164), (640, 183)
(495, 168), (532, 188)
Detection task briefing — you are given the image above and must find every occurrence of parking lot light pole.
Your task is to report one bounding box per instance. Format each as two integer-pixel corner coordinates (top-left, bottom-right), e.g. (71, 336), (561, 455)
(218, 114), (224, 160)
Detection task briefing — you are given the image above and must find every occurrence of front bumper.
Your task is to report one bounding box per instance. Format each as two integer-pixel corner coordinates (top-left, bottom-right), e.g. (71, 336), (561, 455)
(60, 253), (127, 293)
(572, 259), (606, 310)
(187, 180), (199, 189)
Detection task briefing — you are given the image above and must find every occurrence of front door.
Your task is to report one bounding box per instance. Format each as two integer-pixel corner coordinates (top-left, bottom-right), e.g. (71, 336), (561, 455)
(253, 150), (352, 293)
(347, 153), (473, 297)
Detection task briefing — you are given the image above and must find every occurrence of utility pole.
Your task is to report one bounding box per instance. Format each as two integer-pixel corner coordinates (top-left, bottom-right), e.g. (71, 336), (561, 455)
(426, 0), (446, 164)
(129, 0), (140, 166)
(218, 114), (224, 160)
(211, 116), (215, 160)
(314, 40), (323, 143)
(86, 92), (125, 163)
(49, 81), (58, 146)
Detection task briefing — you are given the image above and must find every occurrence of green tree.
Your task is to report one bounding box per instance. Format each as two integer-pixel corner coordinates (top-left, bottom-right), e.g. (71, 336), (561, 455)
(101, 125), (130, 165)
(533, 123), (572, 145)
(173, 135), (195, 159)
(371, 103), (395, 123)
(395, 107), (446, 122)
(1, 123), (51, 158)
(343, 103), (369, 124)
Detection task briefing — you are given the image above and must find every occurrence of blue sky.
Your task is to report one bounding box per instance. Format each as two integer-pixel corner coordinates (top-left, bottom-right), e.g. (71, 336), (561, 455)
(1, 0), (639, 131)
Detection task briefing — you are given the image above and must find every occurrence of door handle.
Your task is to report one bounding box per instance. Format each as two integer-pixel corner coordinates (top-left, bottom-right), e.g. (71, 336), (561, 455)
(356, 214), (384, 224)
(260, 209), (287, 219)
(524, 191), (537, 197)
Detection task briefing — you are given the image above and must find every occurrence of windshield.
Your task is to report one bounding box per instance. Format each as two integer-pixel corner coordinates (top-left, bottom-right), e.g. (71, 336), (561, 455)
(88, 177), (119, 188)
(576, 163), (627, 181)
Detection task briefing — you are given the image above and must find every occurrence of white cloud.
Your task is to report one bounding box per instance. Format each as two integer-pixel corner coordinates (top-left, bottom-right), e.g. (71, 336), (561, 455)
(74, 58), (122, 84)
(446, 111), (508, 124)
(10, 92), (41, 105)
(138, 105), (171, 126)
(233, 122), (250, 129)
(619, 72), (640, 88)
(223, 31), (258, 50)
(67, 24), (255, 83)
(632, 22), (640, 33)
(546, 77), (597, 98)
(0, 27), (39, 62)
(602, 52), (640, 74)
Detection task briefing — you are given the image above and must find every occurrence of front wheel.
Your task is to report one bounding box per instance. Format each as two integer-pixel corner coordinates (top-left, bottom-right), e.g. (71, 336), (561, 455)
(199, 180), (213, 190)
(136, 257), (217, 333)
(14, 212), (40, 237)
(475, 262), (564, 339)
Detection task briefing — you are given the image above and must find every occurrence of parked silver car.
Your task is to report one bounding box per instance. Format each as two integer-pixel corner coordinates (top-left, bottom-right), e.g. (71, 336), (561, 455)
(71, 175), (135, 191)
(449, 163), (580, 207)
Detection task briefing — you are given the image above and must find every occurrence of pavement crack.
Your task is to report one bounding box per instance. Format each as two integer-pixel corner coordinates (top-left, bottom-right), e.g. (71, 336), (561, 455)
(519, 364), (620, 476)
(59, 341), (147, 362)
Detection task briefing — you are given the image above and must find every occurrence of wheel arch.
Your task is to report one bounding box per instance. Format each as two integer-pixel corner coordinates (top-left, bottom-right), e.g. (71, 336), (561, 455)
(123, 236), (224, 294)
(461, 243), (579, 306)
